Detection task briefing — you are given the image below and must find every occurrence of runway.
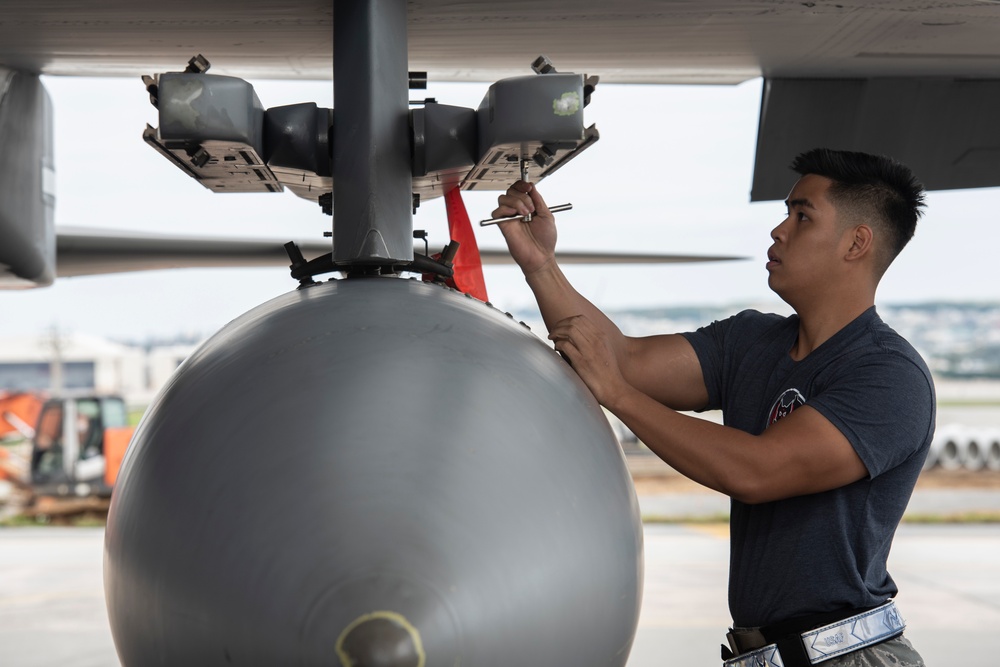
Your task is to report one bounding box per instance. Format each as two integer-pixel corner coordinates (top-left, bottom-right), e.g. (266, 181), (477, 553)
(631, 522), (1000, 665)
(1, 523), (996, 666)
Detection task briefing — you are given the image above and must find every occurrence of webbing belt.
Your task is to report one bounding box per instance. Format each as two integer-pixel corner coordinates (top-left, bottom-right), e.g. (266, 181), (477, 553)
(723, 601), (905, 667)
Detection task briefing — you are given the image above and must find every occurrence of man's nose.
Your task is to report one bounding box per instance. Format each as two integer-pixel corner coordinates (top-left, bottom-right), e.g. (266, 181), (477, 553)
(770, 217), (789, 240)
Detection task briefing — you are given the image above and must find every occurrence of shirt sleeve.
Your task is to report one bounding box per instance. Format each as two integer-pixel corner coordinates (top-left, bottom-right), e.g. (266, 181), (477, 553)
(681, 310), (776, 413)
(681, 319), (729, 411)
(807, 352), (935, 477)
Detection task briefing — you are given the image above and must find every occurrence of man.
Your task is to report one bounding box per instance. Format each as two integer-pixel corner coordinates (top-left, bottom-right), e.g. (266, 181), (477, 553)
(491, 149), (934, 666)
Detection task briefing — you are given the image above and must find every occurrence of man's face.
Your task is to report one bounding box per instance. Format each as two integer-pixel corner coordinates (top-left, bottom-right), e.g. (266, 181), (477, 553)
(766, 174), (852, 303)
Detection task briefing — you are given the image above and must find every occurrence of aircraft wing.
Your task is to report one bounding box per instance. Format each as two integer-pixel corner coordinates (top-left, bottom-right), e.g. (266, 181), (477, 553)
(54, 226), (744, 278)
(3, 1), (1000, 287)
(3, 1), (995, 200)
(54, 227), (331, 278)
(1, 1), (999, 84)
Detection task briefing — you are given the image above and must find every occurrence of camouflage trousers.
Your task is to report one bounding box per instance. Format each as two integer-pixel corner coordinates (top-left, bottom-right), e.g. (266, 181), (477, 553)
(722, 635), (925, 667)
(821, 635), (924, 667)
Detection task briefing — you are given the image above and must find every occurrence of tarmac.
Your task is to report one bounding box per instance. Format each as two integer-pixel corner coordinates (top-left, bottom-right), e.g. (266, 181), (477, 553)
(636, 482), (1000, 522)
(633, 521), (1000, 665)
(1, 479), (998, 666)
(627, 466), (1000, 664)
(627, 451), (1000, 519)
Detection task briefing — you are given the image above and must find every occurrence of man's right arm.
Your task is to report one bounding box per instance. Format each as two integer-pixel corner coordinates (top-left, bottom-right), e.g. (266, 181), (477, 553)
(492, 182), (708, 411)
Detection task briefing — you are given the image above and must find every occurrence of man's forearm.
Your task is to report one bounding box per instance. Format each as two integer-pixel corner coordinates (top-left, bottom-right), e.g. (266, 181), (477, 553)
(605, 384), (869, 505)
(524, 261), (628, 355)
(607, 386), (755, 499)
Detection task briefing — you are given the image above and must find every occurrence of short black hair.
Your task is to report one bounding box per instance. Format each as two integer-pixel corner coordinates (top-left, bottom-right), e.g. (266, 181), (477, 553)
(790, 148), (925, 270)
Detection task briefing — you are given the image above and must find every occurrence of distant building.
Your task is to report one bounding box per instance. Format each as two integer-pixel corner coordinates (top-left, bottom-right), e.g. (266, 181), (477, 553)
(146, 344), (198, 394)
(0, 333), (198, 405)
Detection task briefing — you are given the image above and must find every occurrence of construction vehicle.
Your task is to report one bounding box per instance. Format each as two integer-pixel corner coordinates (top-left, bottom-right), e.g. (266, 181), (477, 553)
(29, 393), (133, 498)
(0, 391), (43, 442)
(1, 392), (134, 520)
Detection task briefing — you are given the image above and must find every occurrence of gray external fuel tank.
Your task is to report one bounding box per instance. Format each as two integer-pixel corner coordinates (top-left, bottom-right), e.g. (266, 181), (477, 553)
(104, 277), (643, 666)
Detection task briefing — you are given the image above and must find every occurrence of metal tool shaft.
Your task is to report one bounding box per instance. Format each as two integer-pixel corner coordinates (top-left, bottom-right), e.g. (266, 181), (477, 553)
(479, 203), (573, 227)
(520, 159), (532, 222)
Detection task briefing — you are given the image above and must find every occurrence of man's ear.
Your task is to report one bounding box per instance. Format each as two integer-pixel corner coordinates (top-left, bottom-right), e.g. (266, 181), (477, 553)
(845, 224), (874, 261)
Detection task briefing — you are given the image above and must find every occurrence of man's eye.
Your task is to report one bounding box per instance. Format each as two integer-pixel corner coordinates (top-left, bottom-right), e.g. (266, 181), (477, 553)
(797, 212), (808, 221)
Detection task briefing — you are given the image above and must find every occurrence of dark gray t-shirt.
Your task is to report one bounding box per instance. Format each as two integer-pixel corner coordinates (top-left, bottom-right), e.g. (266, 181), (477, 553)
(682, 307), (935, 627)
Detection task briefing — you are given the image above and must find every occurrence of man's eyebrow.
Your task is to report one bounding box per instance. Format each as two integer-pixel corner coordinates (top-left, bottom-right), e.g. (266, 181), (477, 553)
(784, 197), (815, 210)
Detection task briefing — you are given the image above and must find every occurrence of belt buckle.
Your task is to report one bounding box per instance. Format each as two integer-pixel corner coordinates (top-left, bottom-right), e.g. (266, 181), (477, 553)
(727, 628), (769, 654)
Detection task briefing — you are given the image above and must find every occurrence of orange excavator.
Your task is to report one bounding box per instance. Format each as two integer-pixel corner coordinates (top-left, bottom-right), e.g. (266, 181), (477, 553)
(0, 392), (42, 490)
(0, 391), (43, 442)
(1, 392), (134, 518)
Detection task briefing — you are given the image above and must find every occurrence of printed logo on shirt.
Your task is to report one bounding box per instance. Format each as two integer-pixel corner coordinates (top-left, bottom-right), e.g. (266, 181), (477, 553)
(767, 388), (805, 427)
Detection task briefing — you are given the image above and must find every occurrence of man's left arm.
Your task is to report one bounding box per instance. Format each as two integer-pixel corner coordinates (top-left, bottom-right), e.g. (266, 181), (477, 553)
(549, 315), (929, 504)
(605, 390), (867, 504)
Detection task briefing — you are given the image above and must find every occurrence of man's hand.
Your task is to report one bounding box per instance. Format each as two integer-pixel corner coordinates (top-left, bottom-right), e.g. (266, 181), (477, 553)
(492, 181), (557, 276)
(547, 314), (632, 409)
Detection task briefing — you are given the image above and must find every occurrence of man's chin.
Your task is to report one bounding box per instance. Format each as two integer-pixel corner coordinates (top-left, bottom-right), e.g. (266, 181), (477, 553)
(767, 277), (792, 304)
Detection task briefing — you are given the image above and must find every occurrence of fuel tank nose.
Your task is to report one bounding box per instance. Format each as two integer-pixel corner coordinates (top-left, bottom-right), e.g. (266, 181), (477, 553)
(105, 277), (643, 666)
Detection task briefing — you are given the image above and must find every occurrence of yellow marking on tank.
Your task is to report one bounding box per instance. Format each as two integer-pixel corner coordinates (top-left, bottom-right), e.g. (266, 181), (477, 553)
(335, 610), (426, 667)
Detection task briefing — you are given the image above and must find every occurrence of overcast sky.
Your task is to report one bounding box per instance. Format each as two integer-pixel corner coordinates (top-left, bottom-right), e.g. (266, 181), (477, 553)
(2, 75), (998, 341)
